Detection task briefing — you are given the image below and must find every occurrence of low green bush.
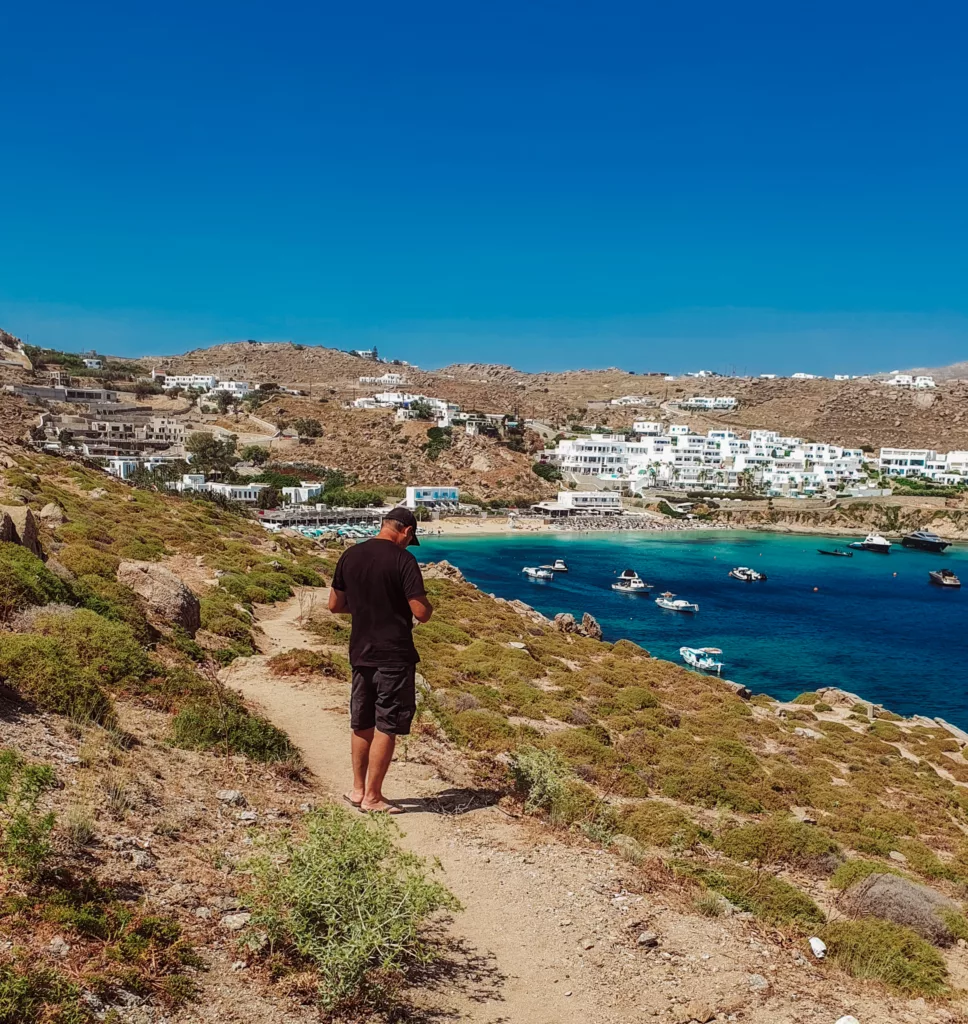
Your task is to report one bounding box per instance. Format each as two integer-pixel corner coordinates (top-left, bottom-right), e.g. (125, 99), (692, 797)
(267, 649), (349, 680)
(619, 801), (702, 851)
(307, 616), (352, 644)
(57, 543), (120, 579)
(0, 542), (71, 620)
(170, 693), (299, 764)
(246, 804), (460, 1011)
(822, 918), (948, 995)
(830, 858), (902, 890)
(452, 709), (515, 751)
(0, 963), (93, 1023)
(71, 575), (154, 644)
(0, 750), (57, 877)
(715, 815), (841, 871)
(683, 862), (825, 928)
(0, 634), (116, 725)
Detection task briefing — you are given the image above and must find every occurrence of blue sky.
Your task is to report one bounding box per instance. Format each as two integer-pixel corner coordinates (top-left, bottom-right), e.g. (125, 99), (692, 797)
(1, 1), (966, 373)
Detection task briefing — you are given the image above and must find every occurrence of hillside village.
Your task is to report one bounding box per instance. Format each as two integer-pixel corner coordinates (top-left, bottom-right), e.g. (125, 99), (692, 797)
(2, 333), (968, 524)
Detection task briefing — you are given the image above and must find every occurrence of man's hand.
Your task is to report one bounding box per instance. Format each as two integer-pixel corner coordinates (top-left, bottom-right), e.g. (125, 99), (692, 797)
(409, 595), (433, 623)
(329, 587), (349, 614)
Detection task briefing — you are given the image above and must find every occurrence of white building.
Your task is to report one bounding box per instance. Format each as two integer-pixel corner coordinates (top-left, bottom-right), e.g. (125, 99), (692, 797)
(404, 486), (460, 509)
(677, 396), (738, 411)
(206, 481), (270, 503)
(791, 372), (820, 380)
(632, 421), (663, 435)
(359, 372), (406, 385)
(759, 373), (777, 379)
(353, 391), (459, 427)
(282, 483), (324, 504)
(532, 490), (623, 516)
(543, 423), (868, 496)
(609, 395), (655, 407)
(83, 358), (102, 370)
(211, 381), (251, 397)
(154, 373), (219, 391)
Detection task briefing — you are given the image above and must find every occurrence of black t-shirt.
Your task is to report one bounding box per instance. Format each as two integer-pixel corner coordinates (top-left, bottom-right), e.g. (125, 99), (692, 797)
(331, 539), (427, 666)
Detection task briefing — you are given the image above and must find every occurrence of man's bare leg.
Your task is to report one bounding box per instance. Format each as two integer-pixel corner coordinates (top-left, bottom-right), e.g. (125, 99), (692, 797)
(348, 728), (374, 804)
(361, 730), (397, 811)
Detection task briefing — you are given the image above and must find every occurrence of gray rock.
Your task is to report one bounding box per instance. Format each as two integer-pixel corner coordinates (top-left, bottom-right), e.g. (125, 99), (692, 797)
(747, 973), (771, 993)
(580, 612), (603, 640)
(129, 850), (156, 870)
(117, 560), (201, 635)
(220, 912), (252, 931)
(637, 931), (659, 948)
(843, 873), (960, 945)
(217, 789), (246, 806)
(237, 810), (258, 823)
(793, 726), (824, 740)
(38, 502), (67, 526)
(48, 935), (70, 957)
(888, 850), (907, 863)
(194, 906), (213, 920)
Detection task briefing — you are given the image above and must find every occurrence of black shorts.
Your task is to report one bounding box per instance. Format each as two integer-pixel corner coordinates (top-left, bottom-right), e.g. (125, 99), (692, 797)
(350, 665), (417, 736)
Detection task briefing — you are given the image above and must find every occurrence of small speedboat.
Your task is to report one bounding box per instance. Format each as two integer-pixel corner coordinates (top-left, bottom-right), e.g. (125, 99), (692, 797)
(818, 548), (853, 557)
(539, 558), (569, 573)
(728, 566), (767, 581)
(929, 569), (961, 588)
(611, 569), (652, 593)
(656, 591), (699, 613)
(903, 529), (951, 553)
(848, 532), (892, 554)
(522, 566), (554, 581)
(680, 646), (724, 674)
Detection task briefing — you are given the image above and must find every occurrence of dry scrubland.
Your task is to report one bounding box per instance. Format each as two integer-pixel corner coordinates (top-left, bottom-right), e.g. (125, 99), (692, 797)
(151, 340), (968, 451)
(4, 439), (968, 1018)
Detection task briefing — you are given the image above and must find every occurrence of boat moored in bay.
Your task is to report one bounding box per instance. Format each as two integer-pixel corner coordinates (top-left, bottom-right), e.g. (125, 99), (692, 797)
(539, 558), (569, 572)
(902, 529), (952, 553)
(656, 592), (699, 613)
(848, 532), (892, 554)
(522, 566), (554, 581)
(817, 548), (853, 557)
(611, 569), (652, 594)
(929, 569), (961, 588)
(680, 646), (724, 674)
(728, 566), (767, 581)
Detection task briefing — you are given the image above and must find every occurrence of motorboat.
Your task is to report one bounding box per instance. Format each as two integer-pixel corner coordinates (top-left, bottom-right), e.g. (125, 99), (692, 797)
(848, 532), (892, 554)
(817, 548), (853, 557)
(539, 558), (569, 572)
(728, 566), (767, 581)
(522, 566), (554, 581)
(929, 569), (961, 588)
(902, 529), (951, 553)
(611, 569), (652, 593)
(655, 591), (699, 613)
(680, 646), (724, 674)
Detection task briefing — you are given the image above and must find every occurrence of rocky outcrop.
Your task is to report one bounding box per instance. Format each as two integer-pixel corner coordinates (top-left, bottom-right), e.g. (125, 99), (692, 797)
(117, 561), (201, 635)
(38, 502), (67, 527)
(553, 611), (603, 640)
(843, 873), (960, 946)
(0, 505), (42, 558)
(418, 559), (466, 582)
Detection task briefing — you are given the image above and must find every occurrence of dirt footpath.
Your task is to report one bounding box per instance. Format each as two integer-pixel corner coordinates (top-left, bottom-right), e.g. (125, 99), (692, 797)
(221, 590), (961, 1024)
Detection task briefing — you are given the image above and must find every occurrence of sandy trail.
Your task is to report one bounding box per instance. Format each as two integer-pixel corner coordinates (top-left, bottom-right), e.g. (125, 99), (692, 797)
(220, 589), (919, 1024)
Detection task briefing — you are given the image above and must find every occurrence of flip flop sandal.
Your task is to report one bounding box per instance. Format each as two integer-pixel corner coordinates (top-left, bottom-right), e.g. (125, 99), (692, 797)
(361, 802), (405, 815)
(342, 793), (363, 808)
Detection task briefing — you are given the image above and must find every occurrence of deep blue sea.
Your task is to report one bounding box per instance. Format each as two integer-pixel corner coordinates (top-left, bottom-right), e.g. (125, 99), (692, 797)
(418, 530), (968, 727)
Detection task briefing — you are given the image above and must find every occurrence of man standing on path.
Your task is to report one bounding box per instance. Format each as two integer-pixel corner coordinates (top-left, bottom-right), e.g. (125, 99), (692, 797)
(328, 507), (432, 813)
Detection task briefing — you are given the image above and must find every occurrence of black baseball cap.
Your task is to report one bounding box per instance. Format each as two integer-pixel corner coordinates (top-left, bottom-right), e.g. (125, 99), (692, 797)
(383, 506), (420, 545)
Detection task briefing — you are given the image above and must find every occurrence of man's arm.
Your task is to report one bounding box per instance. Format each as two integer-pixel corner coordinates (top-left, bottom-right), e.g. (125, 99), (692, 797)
(409, 595), (433, 622)
(329, 587), (349, 614)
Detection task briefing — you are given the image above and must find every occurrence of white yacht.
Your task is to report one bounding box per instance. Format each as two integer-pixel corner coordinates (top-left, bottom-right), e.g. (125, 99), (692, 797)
(611, 569), (652, 593)
(848, 532), (892, 554)
(539, 558), (569, 573)
(522, 566), (554, 581)
(680, 646), (724, 674)
(728, 566), (767, 581)
(655, 591), (699, 613)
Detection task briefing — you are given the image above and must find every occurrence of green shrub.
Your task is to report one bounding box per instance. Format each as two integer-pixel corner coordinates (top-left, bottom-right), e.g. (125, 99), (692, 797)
(509, 746), (571, 814)
(830, 858), (902, 890)
(57, 543), (120, 579)
(619, 802), (702, 851)
(170, 694), (299, 763)
(246, 805), (460, 1011)
(0, 963), (93, 1023)
(307, 616), (352, 644)
(71, 575), (154, 644)
(792, 691), (821, 705)
(0, 542), (71, 620)
(822, 919), (948, 995)
(0, 750), (57, 877)
(613, 686), (660, 712)
(452, 709), (515, 751)
(715, 815), (841, 871)
(267, 649), (349, 680)
(29, 608), (153, 688)
(682, 862), (825, 928)
(0, 634), (115, 724)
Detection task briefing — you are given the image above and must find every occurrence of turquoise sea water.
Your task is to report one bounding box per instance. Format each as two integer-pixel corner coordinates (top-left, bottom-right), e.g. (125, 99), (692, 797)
(418, 530), (968, 727)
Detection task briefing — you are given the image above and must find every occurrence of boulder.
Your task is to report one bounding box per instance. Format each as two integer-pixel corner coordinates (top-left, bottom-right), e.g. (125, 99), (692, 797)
(38, 502), (67, 527)
(842, 873), (960, 946)
(117, 561), (201, 635)
(0, 505), (42, 557)
(580, 612), (603, 640)
(554, 612), (603, 640)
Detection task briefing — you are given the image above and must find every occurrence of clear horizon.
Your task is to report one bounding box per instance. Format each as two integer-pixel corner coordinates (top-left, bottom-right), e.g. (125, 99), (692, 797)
(2, 1), (966, 374)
